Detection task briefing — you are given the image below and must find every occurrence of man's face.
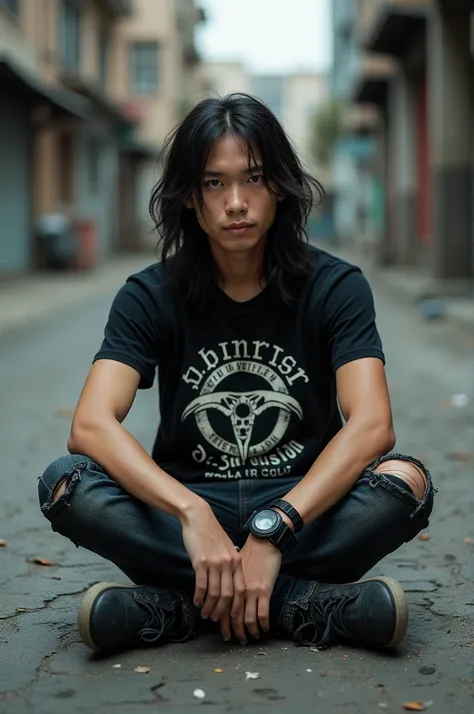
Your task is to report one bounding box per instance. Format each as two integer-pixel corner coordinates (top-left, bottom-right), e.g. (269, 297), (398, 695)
(190, 134), (280, 256)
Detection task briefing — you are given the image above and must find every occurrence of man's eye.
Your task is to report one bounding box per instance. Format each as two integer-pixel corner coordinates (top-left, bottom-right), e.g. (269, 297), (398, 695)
(248, 174), (262, 184)
(204, 179), (222, 188)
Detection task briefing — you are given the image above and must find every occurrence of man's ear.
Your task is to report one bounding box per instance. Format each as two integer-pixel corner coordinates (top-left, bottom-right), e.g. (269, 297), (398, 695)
(185, 197), (194, 209)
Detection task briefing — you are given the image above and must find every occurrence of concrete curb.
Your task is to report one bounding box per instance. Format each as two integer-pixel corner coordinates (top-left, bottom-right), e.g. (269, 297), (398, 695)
(329, 246), (474, 333)
(0, 252), (157, 341)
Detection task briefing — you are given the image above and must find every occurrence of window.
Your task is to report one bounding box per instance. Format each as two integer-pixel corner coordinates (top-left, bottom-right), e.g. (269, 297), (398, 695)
(1, 0), (19, 16)
(98, 24), (108, 92)
(130, 42), (159, 94)
(60, 0), (80, 73)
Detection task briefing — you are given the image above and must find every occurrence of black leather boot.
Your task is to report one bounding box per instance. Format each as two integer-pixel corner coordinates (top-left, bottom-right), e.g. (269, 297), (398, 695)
(276, 576), (408, 649)
(77, 582), (197, 652)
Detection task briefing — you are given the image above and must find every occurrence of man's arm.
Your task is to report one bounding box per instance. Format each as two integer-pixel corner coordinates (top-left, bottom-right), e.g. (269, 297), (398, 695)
(276, 356), (395, 527)
(68, 359), (245, 622)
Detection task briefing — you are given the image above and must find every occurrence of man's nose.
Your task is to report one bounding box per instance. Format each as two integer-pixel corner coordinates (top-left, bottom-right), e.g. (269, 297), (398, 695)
(226, 185), (247, 212)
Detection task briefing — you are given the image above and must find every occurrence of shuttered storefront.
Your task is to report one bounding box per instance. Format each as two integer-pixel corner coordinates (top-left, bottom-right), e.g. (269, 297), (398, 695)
(0, 98), (31, 275)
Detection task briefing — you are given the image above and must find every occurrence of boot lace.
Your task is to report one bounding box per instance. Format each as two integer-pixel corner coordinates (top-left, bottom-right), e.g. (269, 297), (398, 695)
(134, 590), (193, 645)
(293, 589), (359, 648)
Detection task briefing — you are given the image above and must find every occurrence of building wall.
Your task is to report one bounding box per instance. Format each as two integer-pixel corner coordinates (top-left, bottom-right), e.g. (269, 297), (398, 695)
(281, 73), (328, 172)
(199, 61), (250, 98)
(114, 0), (186, 147)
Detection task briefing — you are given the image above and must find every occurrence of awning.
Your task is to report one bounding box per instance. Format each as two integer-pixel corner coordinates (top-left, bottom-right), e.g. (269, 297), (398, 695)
(364, 2), (429, 58)
(119, 137), (160, 159)
(0, 54), (89, 119)
(352, 55), (398, 106)
(60, 75), (127, 125)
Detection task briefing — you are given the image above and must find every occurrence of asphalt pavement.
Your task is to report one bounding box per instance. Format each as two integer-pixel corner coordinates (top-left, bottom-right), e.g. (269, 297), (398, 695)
(0, 266), (473, 713)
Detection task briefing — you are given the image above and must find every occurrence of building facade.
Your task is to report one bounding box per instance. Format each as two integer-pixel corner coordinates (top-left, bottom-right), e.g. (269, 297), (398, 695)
(0, 0), (204, 276)
(342, 0), (473, 286)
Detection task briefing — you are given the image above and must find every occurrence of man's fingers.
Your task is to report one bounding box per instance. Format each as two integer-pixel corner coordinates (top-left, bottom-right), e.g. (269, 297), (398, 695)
(231, 607), (247, 645)
(193, 565), (208, 608)
(257, 596), (270, 633)
(244, 596), (260, 640)
(211, 566), (233, 621)
(201, 567), (220, 619)
(219, 612), (232, 642)
(231, 564), (246, 619)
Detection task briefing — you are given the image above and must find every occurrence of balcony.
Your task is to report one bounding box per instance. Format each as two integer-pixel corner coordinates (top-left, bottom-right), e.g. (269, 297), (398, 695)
(95, 0), (134, 19)
(352, 53), (398, 106)
(364, 0), (431, 58)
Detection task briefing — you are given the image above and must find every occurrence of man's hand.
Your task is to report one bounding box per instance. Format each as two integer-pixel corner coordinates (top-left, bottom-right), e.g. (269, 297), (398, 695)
(220, 535), (282, 644)
(180, 501), (246, 624)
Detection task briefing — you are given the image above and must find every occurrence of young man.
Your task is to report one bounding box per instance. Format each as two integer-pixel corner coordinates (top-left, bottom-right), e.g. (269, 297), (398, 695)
(38, 94), (434, 654)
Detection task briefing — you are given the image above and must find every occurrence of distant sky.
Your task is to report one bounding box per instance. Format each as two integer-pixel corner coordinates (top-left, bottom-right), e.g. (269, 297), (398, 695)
(196, 0), (332, 75)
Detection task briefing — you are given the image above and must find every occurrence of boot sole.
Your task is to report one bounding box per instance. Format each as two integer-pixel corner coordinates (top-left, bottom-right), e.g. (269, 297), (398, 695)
(363, 576), (408, 647)
(77, 581), (132, 652)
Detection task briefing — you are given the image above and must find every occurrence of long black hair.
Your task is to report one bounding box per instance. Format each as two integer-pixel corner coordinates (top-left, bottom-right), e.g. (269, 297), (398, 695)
(149, 93), (324, 307)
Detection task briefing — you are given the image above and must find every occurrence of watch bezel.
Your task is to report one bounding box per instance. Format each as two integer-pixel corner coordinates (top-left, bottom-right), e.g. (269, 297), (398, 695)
(250, 508), (282, 537)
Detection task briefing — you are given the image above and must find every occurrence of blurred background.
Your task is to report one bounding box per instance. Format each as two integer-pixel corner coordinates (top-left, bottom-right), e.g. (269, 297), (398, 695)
(0, 0), (473, 288)
(0, 0), (474, 292)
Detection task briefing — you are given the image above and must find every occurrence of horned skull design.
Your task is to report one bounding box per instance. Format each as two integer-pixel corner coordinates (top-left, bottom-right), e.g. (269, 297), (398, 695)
(182, 390), (303, 462)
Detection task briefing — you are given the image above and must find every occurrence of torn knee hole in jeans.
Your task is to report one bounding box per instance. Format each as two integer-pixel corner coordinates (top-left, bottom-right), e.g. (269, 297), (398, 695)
(41, 461), (87, 515)
(366, 452), (435, 519)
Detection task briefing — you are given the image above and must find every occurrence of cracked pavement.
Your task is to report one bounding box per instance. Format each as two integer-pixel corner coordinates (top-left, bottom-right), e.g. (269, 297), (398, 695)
(1, 266), (473, 713)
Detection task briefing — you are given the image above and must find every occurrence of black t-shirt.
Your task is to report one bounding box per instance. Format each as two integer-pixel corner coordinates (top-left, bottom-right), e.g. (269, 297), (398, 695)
(94, 247), (385, 483)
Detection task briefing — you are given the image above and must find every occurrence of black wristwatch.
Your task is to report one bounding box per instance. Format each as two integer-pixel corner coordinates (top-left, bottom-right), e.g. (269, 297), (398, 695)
(244, 508), (297, 553)
(270, 499), (304, 533)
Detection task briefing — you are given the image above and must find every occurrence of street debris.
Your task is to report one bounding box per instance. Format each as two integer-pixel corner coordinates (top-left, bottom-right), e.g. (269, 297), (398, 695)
(463, 537), (472, 544)
(0, 540), (6, 547)
(55, 406), (76, 420)
(445, 451), (471, 462)
(28, 556), (54, 566)
(112, 664), (121, 669)
(193, 689), (205, 700)
(214, 668), (222, 673)
(450, 394), (469, 408)
(419, 534), (431, 541)
(245, 672), (260, 680)
(134, 666), (151, 674)
(402, 702), (433, 711)
(306, 668), (312, 673)
(16, 608), (26, 613)
(309, 646), (320, 653)
(257, 651), (267, 656)
(378, 704), (388, 709)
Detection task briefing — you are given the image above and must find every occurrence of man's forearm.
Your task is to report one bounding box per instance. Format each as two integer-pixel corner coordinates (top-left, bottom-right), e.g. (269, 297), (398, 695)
(67, 420), (204, 521)
(279, 420), (395, 528)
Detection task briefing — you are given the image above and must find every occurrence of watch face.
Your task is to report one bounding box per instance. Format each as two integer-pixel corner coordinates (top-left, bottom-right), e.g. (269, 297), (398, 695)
(252, 509), (280, 535)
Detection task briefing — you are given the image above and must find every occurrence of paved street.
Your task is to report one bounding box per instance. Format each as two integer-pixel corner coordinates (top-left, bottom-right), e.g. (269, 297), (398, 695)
(0, 263), (473, 713)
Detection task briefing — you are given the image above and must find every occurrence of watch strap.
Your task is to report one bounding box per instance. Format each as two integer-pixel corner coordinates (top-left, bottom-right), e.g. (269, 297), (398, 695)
(271, 525), (297, 552)
(271, 499), (304, 533)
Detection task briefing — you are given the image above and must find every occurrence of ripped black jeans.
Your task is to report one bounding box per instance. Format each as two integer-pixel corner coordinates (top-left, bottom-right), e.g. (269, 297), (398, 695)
(38, 452), (435, 603)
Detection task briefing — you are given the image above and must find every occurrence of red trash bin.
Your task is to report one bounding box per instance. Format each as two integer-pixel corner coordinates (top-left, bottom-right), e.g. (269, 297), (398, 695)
(73, 219), (98, 271)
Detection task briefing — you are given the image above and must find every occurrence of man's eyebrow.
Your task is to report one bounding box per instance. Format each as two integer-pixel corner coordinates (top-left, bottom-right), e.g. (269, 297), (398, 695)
(203, 164), (264, 177)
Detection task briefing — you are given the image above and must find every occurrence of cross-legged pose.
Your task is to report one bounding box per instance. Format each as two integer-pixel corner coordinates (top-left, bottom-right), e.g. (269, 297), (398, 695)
(38, 94), (435, 654)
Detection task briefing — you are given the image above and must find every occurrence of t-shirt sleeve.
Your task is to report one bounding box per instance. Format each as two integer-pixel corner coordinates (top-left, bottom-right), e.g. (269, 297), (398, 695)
(321, 268), (385, 372)
(93, 277), (161, 389)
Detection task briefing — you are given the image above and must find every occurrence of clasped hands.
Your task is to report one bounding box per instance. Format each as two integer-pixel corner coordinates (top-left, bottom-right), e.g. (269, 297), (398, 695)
(181, 501), (285, 645)
(200, 535), (282, 644)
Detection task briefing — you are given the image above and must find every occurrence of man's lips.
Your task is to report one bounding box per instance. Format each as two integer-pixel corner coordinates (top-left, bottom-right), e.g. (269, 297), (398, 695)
(225, 222), (255, 231)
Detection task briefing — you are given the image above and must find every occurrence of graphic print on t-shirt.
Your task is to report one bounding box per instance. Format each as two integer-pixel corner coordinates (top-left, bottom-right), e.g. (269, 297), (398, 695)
(181, 339), (309, 479)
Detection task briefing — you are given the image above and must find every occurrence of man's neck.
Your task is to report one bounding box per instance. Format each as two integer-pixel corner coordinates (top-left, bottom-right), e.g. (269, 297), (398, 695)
(211, 242), (266, 303)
